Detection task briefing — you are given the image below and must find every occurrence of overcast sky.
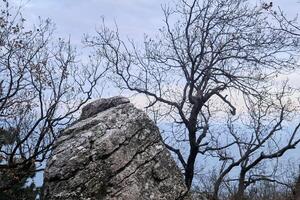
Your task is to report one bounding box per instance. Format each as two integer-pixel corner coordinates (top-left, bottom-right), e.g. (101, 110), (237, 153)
(11, 0), (300, 46)
(9, 0), (299, 103)
(15, 0), (172, 45)
(11, 0), (300, 186)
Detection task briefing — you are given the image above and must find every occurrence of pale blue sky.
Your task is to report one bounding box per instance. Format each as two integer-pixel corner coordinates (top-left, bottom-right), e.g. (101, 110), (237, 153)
(12, 0), (300, 187)
(12, 0), (300, 46)
(15, 0), (171, 44)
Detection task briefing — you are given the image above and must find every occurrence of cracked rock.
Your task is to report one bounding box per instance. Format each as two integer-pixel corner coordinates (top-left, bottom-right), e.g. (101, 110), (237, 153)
(43, 96), (190, 200)
(79, 96), (130, 120)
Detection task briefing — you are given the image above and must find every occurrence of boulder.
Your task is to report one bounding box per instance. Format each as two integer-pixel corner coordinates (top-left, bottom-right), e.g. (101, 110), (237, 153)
(79, 96), (130, 120)
(43, 97), (190, 200)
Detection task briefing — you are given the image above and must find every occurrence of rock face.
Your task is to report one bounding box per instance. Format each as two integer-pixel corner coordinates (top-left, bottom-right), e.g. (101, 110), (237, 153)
(79, 96), (130, 120)
(43, 96), (190, 200)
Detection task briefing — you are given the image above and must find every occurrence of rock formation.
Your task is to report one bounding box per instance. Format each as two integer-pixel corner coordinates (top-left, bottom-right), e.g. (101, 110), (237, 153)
(43, 96), (190, 200)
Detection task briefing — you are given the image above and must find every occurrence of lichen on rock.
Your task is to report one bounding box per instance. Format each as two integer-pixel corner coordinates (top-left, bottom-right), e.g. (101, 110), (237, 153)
(43, 96), (190, 200)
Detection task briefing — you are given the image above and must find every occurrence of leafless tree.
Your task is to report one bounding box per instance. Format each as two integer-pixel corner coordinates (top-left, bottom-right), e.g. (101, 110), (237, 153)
(0, 1), (106, 193)
(204, 83), (300, 200)
(85, 0), (300, 191)
(192, 158), (298, 200)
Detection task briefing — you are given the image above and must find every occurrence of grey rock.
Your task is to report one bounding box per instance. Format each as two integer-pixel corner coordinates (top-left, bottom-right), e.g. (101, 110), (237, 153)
(43, 97), (190, 200)
(79, 96), (130, 120)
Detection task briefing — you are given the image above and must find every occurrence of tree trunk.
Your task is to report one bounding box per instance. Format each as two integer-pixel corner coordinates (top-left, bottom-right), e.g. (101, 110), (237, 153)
(212, 180), (221, 200)
(184, 145), (198, 190)
(232, 171), (246, 200)
(294, 174), (300, 200)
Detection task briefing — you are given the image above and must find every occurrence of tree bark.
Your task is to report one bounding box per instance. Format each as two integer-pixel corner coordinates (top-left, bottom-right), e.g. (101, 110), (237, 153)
(185, 145), (198, 189)
(233, 170), (246, 200)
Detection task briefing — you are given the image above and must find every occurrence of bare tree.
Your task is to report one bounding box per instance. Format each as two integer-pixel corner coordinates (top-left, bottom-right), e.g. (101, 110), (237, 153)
(0, 1), (106, 196)
(192, 160), (297, 200)
(203, 83), (300, 200)
(85, 0), (300, 191)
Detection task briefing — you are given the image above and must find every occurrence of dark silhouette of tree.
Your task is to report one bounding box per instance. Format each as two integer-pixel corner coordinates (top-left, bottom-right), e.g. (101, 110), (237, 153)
(86, 0), (300, 192)
(208, 83), (300, 200)
(0, 1), (107, 198)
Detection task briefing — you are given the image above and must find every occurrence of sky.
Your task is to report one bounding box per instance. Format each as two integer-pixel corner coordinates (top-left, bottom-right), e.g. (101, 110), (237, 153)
(10, 0), (300, 104)
(13, 0), (300, 46)
(10, 0), (300, 187)
(15, 0), (172, 45)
